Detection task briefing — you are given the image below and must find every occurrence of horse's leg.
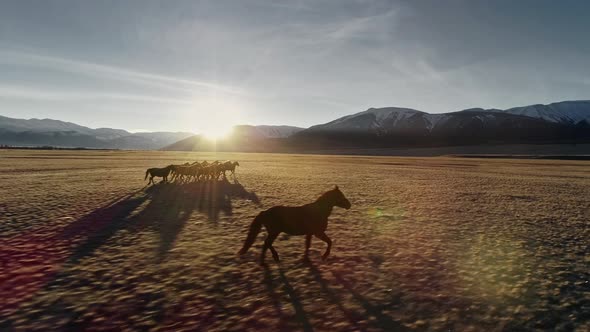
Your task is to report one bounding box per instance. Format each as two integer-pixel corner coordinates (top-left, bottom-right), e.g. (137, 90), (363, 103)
(304, 234), (312, 260)
(269, 244), (280, 263)
(261, 231), (280, 264)
(315, 232), (332, 260)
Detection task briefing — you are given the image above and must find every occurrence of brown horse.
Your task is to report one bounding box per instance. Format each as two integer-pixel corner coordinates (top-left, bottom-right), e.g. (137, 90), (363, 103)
(144, 165), (173, 185)
(238, 186), (351, 264)
(220, 161), (240, 179)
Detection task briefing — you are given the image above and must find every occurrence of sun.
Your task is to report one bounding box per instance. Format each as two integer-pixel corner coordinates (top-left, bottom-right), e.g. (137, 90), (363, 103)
(189, 97), (242, 140)
(198, 110), (237, 140)
(201, 124), (234, 140)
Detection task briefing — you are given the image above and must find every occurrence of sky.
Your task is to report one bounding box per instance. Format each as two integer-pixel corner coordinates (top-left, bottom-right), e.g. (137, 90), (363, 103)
(1, 0), (589, 134)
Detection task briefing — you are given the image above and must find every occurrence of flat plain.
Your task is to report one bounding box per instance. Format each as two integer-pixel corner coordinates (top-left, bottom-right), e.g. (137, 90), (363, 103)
(0, 150), (589, 331)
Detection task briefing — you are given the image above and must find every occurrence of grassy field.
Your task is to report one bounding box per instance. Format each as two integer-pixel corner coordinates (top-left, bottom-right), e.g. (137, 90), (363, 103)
(0, 150), (588, 331)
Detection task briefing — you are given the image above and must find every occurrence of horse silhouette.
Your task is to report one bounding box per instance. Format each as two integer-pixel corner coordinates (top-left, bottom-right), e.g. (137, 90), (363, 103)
(219, 161), (240, 179)
(239, 186), (351, 264)
(144, 165), (173, 185)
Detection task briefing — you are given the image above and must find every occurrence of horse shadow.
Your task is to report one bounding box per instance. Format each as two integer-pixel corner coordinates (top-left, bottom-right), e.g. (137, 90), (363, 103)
(263, 265), (314, 332)
(62, 178), (259, 263)
(2, 180), (259, 328)
(134, 178), (259, 259)
(261, 261), (408, 332)
(306, 262), (408, 331)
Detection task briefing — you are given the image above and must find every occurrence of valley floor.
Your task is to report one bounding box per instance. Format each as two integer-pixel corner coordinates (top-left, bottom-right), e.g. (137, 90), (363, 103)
(0, 150), (588, 331)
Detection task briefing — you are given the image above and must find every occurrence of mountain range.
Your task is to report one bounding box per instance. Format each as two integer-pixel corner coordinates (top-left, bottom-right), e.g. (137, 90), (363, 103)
(1, 100), (589, 151)
(0, 115), (194, 150)
(163, 100), (590, 152)
(306, 100), (590, 133)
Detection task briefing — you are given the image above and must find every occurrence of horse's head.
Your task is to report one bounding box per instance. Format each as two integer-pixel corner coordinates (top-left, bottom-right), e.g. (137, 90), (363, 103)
(330, 185), (351, 210)
(234, 161), (240, 166)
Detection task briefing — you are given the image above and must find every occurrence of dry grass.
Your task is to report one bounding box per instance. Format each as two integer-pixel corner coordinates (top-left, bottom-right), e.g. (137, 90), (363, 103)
(0, 150), (589, 331)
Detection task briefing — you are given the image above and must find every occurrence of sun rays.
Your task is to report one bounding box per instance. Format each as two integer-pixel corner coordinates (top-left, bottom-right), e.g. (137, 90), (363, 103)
(189, 97), (241, 140)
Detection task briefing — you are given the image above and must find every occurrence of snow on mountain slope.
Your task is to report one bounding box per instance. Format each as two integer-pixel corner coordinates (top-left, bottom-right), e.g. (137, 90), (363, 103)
(0, 115), (193, 149)
(308, 107), (425, 131)
(504, 100), (590, 124)
(424, 113), (450, 130)
(0, 115), (102, 136)
(305, 101), (590, 135)
(250, 125), (304, 138)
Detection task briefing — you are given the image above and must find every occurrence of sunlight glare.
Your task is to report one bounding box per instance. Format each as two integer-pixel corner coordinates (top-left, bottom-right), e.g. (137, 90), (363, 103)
(191, 97), (241, 140)
(201, 123), (234, 139)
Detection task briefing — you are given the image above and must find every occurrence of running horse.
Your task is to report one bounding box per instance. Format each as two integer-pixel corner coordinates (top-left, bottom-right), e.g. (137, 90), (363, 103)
(144, 165), (173, 185)
(238, 186), (351, 264)
(221, 161), (240, 179)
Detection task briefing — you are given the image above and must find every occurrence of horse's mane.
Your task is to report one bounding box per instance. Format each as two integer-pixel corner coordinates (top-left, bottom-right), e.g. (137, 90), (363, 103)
(316, 188), (337, 203)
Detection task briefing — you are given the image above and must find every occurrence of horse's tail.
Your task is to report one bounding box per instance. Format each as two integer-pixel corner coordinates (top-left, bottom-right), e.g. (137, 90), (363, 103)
(144, 169), (149, 180)
(238, 212), (265, 255)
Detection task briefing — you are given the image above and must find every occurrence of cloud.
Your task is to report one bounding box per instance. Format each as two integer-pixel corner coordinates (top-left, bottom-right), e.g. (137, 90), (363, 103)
(0, 84), (194, 105)
(0, 49), (247, 96)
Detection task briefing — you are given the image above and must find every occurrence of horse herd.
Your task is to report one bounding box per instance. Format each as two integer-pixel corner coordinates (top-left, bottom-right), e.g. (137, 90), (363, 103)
(144, 160), (240, 185)
(144, 159), (353, 264)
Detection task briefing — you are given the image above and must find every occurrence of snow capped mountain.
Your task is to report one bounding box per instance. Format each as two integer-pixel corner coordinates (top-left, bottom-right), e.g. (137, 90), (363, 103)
(504, 100), (590, 124)
(305, 101), (590, 135)
(307, 107), (425, 132)
(0, 115), (103, 136)
(294, 103), (588, 150)
(3, 99), (589, 151)
(0, 115), (193, 149)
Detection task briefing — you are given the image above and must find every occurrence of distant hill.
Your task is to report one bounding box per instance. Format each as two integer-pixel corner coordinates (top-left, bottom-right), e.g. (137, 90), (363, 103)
(303, 101), (590, 135)
(290, 101), (590, 149)
(161, 125), (304, 152)
(504, 101), (590, 124)
(3, 100), (590, 152)
(232, 125), (304, 139)
(0, 115), (193, 149)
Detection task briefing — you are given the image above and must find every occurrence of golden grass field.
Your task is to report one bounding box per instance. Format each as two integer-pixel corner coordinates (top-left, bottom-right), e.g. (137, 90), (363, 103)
(1, 150), (589, 331)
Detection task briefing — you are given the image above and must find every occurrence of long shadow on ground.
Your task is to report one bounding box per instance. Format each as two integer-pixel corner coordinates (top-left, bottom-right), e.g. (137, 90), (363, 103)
(67, 178), (260, 263)
(263, 265), (314, 332)
(1, 179), (259, 330)
(306, 262), (408, 331)
(260, 261), (408, 332)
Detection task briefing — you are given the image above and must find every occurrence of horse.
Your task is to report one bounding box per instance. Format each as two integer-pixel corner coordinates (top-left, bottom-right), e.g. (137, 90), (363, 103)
(238, 186), (351, 264)
(202, 162), (222, 181)
(220, 161), (240, 179)
(171, 164), (203, 182)
(169, 163), (188, 182)
(144, 165), (173, 185)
